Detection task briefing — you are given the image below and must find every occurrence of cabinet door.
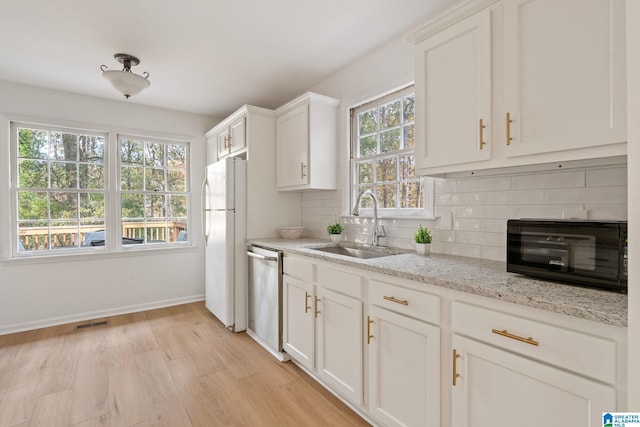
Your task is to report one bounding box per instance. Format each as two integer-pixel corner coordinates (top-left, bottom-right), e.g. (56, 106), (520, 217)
(316, 287), (363, 405)
(229, 115), (246, 155)
(277, 104), (309, 188)
(503, 0), (626, 157)
(216, 127), (230, 159)
(282, 275), (315, 371)
(415, 9), (492, 171)
(368, 306), (440, 427)
(451, 334), (616, 427)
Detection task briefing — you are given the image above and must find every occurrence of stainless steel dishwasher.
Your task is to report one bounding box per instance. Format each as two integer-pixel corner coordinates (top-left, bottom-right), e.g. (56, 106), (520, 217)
(246, 245), (289, 361)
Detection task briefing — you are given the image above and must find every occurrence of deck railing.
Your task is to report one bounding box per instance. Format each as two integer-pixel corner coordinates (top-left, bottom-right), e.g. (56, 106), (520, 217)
(19, 221), (187, 250)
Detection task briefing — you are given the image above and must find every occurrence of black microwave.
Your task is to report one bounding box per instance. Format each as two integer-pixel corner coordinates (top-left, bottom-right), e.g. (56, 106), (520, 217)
(507, 219), (627, 292)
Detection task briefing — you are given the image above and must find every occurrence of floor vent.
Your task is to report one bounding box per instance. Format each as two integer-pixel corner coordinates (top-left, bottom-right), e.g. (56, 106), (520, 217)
(76, 320), (109, 330)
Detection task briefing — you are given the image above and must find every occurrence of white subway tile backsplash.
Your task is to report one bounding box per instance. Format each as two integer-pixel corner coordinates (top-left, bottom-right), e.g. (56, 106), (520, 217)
(512, 170), (585, 189)
(300, 165), (627, 263)
(586, 167), (627, 187)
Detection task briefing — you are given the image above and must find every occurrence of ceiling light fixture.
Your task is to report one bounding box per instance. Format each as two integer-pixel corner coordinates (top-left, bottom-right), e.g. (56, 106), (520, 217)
(100, 53), (150, 99)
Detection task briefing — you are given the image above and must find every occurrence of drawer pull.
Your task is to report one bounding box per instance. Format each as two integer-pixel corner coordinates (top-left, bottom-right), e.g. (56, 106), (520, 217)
(491, 329), (539, 346)
(383, 296), (408, 306)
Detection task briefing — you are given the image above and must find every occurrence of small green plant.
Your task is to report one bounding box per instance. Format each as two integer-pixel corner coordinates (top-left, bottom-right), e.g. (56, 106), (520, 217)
(326, 223), (344, 235)
(414, 225), (432, 244)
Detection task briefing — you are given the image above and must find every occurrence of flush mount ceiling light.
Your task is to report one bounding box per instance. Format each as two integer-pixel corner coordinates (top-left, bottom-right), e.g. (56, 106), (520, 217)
(100, 53), (150, 99)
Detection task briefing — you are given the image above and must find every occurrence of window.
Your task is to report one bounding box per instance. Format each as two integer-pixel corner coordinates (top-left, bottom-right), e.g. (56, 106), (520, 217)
(351, 86), (433, 216)
(11, 122), (190, 256)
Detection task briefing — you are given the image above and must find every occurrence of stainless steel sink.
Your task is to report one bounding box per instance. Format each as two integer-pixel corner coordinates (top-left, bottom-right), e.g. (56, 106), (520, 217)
(310, 245), (393, 259)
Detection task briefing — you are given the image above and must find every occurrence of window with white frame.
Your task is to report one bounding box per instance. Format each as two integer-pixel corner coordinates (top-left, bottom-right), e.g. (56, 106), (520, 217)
(11, 122), (190, 255)
(351, 86), (433, 216)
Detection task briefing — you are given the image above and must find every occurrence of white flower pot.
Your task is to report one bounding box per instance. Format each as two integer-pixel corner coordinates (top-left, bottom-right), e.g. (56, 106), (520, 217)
(330, 234), (342, 242)
(416, 243), (431, 255)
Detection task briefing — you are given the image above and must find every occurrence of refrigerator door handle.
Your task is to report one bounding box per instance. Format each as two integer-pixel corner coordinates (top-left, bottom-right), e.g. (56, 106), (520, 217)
(201, 177), (209, 244)
(247, 251), (278, 262)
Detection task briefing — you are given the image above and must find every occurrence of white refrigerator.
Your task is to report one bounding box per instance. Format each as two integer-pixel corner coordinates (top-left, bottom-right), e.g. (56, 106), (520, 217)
(203, 158), (247, 332)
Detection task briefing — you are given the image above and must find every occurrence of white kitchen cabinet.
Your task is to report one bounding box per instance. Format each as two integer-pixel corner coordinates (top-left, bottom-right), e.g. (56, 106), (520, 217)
(503, 0), (626, 157)
(316, 286), (363, 405)
(368, 305), (440, 427)
(282, 274), (315, 371)
(212, 115), (246, 160)
(450, 300), (619, 427)
(413, 9), (492, 170)
(451, 334), (615, 427)
(276, 92), (339, 191)
(409, 0), (627, 177)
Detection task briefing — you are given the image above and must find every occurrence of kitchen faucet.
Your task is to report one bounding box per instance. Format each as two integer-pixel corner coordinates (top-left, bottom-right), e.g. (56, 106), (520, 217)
(352, 190), (386, 246)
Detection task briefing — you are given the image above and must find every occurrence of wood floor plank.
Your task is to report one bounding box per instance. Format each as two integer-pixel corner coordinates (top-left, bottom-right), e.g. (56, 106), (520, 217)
(106, 344), (148, 427)
(69, 349), (109, 425)
(28, 389), (73, 427)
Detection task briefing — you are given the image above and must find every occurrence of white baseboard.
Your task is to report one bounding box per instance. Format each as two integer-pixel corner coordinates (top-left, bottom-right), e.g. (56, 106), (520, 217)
(0, 294), (205, 336)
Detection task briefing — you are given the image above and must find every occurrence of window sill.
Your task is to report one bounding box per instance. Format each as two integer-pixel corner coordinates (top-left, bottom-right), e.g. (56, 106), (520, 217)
(343, 214), (437, 221)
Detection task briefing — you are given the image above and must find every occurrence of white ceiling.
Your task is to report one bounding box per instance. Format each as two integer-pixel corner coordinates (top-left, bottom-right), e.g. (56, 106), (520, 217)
(0, 0), (456, 117)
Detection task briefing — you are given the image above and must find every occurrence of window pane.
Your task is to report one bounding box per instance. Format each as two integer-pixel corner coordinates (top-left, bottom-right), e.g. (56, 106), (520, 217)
(50, 221), (79, 248)
(79, 135), (105, 163)
(19, 222), (49, 251)
(50, 192), (77, 219)
(18, 191), (48, 220)
(403, 96), (415, 123)
(50, 162), (77, 189)
(380, 101), (401, 130)
(79, 164), (104, 189)
(145, 194), (166, 219)
(358, 109), (377, 135)
(375, 157), (397, 183)
(81, 225), (106, 247)
(400, 181), (424, 208)
(167, 145), (186, 168)
(145, 143), (165, 168)
(404, 124), (415, 149)
(145, 168), (165, 192)
(120, 139), (144, 165)
(123, 219), (145, 240)
(380, 128), (400, 152)
(168, 195), (188, 218)
(358, 135), (377, 157)
(400, 154), (416, 180)
(79, 193), (105, 219)
(50, 132), (78, 161)
(376, 184), (397, 208)
(121, 166), (143, 191)
(355, 186), (373, 208)
(356, 161), (373, 185)
(18, 160), (48, 188)
(18, 128), (48, 159)
(121, 194), (144, 219)
(167, 169), (186, 192)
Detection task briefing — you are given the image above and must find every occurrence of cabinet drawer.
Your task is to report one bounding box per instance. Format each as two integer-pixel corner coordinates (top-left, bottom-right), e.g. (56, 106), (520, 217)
(317, 265), (363, 299)
(283, 255), (314, 282)
(451, 301), (616, 384)
(369, 280), (440, 325)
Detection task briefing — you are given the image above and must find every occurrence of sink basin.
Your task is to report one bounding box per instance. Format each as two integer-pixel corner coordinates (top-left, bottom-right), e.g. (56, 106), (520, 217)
(310, 245), (393, 259)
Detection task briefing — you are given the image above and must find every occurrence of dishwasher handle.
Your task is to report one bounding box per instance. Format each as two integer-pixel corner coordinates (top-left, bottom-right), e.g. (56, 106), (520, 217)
(247, 250), (278, 262)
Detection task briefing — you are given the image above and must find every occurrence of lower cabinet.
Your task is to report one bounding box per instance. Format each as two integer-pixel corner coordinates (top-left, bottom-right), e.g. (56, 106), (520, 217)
(368, 305), (440, 427)
(451, 334), (616, 427)
(282, 275), (315, 371)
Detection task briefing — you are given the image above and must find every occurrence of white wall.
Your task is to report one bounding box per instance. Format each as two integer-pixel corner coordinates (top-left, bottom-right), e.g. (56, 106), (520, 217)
(0, 81), (215, 334)
(626, 0), (640, 407)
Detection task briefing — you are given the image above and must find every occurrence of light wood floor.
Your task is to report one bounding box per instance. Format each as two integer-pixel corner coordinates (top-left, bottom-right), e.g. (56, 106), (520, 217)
(0, 302), (370, 427)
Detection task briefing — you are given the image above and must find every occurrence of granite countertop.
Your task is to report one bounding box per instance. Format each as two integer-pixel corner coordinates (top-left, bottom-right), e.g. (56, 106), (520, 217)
(248, 238), (628, 328)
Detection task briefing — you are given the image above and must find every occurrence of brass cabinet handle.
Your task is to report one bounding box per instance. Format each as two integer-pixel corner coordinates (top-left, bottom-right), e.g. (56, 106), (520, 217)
(479, 118), (486, 150)
(453, 349), (461, 386)
(491, 329), (539, 346)
(304, 291), (311, 313)
(300, 162), (307, 179)
(367, 316), (374, 344)
(315, 297), (321, 318)
(506, 112), (513, 146)
(383, 295), (408, 306)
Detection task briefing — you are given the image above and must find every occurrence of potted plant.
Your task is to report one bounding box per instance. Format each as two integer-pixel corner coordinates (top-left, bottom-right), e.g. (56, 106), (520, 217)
(414, 225), (432, 255)
(327, 223), (344, 242)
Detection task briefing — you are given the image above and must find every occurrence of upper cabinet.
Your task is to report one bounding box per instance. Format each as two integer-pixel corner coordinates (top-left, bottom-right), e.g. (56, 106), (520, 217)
(408, 0), (627, 177)
(276, 92), (339, 191)
(209, 112), (247, 161)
